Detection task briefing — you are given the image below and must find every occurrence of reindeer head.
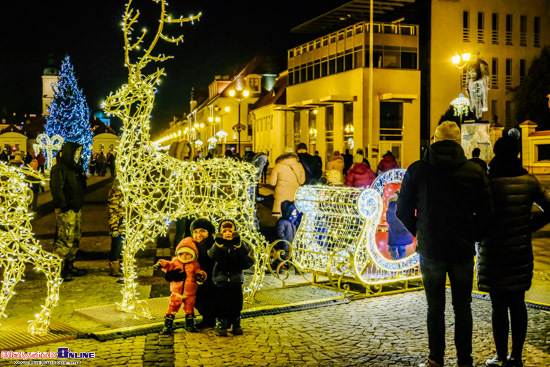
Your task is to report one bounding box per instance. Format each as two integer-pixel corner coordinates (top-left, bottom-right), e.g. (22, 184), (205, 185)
(103, 0), (201, 128)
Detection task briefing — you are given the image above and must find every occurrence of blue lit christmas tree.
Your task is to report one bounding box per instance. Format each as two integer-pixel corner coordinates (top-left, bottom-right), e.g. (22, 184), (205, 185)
(44, 56), (92, 169)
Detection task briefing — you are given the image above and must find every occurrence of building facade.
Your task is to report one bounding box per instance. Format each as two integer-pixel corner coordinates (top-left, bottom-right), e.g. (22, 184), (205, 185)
(430, 0), (550, 139)
(282, 20), (422, 168)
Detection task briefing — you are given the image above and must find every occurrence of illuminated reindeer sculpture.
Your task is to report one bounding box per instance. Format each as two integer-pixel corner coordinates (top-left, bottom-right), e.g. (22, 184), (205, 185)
(0, 163), (63, 335)
(103, 0), (269, 317)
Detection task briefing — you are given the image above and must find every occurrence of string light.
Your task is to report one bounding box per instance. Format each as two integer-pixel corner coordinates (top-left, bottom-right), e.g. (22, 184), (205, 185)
(103, 0), (269, 317)
(0, 163), (63, 335)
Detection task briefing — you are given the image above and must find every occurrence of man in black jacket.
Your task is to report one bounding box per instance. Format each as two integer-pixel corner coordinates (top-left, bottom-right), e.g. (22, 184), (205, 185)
(50, 142), (87, 280)
(397, 121), (493, 367)
(296, 142), (322, 185)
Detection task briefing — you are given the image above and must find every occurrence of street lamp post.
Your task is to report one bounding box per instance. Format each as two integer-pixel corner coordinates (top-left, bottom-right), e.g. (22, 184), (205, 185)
(451, 51), (472, 90)
(228, 88), (249, 157)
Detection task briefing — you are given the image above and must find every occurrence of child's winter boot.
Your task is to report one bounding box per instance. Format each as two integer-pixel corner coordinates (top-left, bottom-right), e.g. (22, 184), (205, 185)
(161, 314), (175, 335)
(185, 314), (197, 333)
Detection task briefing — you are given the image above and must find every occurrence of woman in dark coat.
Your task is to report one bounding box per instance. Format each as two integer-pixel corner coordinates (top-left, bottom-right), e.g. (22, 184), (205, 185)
(190, 217), (217, 329)
(478, 134), (550, 367)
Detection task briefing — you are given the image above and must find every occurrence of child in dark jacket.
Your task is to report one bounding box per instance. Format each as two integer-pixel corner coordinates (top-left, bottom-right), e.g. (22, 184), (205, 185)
(208, 219), (252, 336)
(386, 191), (413, 260)
(154, 237), (207, 334)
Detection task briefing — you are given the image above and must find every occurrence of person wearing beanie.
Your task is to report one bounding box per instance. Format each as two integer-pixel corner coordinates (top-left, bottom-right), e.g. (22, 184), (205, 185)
(396, 120), (493, 367)
(153, 237), (207, 334)
(377, 151), (400, 174)
(296, 142), (322, 184)
(345, 155), (376, 188)
(208, 219), (253, 336)
(190, 217), (217, 329)
(478, 135), (550, 367)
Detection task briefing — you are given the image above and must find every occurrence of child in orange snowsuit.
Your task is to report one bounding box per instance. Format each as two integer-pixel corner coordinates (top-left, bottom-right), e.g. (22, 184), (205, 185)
(153, 237), (206, 334)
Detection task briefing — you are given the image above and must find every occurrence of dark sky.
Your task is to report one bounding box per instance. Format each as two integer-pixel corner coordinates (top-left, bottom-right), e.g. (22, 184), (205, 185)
(0, 0), (346, 135)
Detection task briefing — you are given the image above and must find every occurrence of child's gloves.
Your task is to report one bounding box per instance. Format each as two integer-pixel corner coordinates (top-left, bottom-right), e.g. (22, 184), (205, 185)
(195, 273), (206, 284)
(152, 262), (162, 271)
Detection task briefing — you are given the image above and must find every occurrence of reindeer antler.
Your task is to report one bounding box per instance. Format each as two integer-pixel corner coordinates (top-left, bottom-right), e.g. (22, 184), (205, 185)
(123, 0), (201, 70)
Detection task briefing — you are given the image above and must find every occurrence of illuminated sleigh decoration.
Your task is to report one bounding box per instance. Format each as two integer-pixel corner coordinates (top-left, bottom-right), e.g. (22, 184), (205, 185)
(103, 0), (269, 317)
(270, 169), (421, 294)
(0, 163), (63, 335)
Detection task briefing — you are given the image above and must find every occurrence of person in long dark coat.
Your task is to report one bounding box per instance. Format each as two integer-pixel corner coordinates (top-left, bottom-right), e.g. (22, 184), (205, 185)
(478, 134), (550, 367)
(189, 218), (217, 329)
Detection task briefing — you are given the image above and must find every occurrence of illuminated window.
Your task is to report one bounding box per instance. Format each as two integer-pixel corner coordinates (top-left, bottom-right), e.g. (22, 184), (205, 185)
(248, 77), (260, 92)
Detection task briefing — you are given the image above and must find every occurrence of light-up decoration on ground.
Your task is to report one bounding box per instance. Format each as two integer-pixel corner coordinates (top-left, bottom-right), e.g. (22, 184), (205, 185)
(0, 163), (63, 335)
(34, 134), (64, 171)
(103, 0), (269, 317)
(270, 169), (421, 293)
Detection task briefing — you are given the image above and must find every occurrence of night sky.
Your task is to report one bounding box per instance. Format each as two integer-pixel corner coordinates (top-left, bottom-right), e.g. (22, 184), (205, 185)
(0, 0), (347, 135)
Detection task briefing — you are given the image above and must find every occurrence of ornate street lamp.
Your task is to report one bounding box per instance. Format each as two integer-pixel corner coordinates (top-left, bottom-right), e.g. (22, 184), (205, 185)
(228, 88), (250, 156)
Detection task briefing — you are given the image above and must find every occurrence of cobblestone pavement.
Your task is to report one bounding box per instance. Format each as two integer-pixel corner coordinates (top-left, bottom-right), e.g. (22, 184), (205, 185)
(0, 176), (549, 366)
(0, 291), (549, 366)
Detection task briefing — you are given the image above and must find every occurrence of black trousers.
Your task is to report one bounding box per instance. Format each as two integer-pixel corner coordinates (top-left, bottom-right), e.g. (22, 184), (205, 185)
(215, 281), (243, 320)
(489, 290), (527, 359)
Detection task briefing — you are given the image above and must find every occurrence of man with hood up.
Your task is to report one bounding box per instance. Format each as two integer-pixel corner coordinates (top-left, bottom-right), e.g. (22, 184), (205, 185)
(50, 141), (86, 281)
(396, 121), (493, 367)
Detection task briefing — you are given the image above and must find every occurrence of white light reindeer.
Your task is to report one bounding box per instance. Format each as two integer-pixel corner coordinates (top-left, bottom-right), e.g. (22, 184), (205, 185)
(0, 163), (63, 335)
(103, 0), (269, 317)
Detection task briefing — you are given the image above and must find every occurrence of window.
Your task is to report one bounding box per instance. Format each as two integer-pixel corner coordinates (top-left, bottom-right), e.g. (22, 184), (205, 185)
(300, 65), (306, 83)
(346, 28), (353, 38)
(329, 57), (336, 75)
(344, 51), (353, 71)
(321, 57), (328, 77)
(492, 13), (499, 44)
(314, 60), (321, 79)
(505, 101), (512, 126)
(478, 12), (484, 43)
(491, 100), (498, 122)
(338, 31), (344, 41)
(248, 77), (260, 92)
(520, 59), (526, 85)
(383, 47), (400, 68)
(505, 58), (512, 89)
(308, 110), (317, 149)
(289, 68), (294, 85)
(506, 14), (513, 45)
(491, 58), (499, 89)
(306, 63), (313, 81)
(534, 16), (541, 47)
(330, 34), (336, 44)
(293, 112), (301, 147)
(520, 15), (527, 46)
(353, 46), (363, 68)
(100, 144), (105, 152)
(343, 103), (354, 139)
(463, 11), (470, 42)
(401, 48), (417, 69)
(325, 107), (334, 160)
(322, 37), (328, 46)
(380, 102), (403, 141)
(336, 52), (344, 73)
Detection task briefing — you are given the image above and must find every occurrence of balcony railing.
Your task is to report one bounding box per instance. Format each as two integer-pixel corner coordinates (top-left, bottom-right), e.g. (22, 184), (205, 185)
(477, 29), (485, 43)
(520, 32), (527, 46)
(506, 31), (512, 45)
(491, 75), (499, 89)
(505, 75), (512, 89)
(492, 30), (499, 44)
(463, 28), (470, 42)
(534, 33), (540, 47)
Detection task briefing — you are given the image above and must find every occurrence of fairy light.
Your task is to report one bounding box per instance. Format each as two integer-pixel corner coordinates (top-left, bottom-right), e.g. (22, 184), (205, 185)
(0, 163), (63, 335)
(103, 0), (269, 317)
(34, 134), (64, 171)
(451, 93), (471, 119)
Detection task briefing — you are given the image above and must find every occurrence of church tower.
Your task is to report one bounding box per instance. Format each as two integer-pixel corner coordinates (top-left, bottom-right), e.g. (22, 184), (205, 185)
(41, 55), (59, 116)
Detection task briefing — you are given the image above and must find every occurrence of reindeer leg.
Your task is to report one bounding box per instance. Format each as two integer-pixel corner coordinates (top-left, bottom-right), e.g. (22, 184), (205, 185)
(26, 246), (63, 336)
(116, 228), (152, 319)
(0, 255), (26, 323)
